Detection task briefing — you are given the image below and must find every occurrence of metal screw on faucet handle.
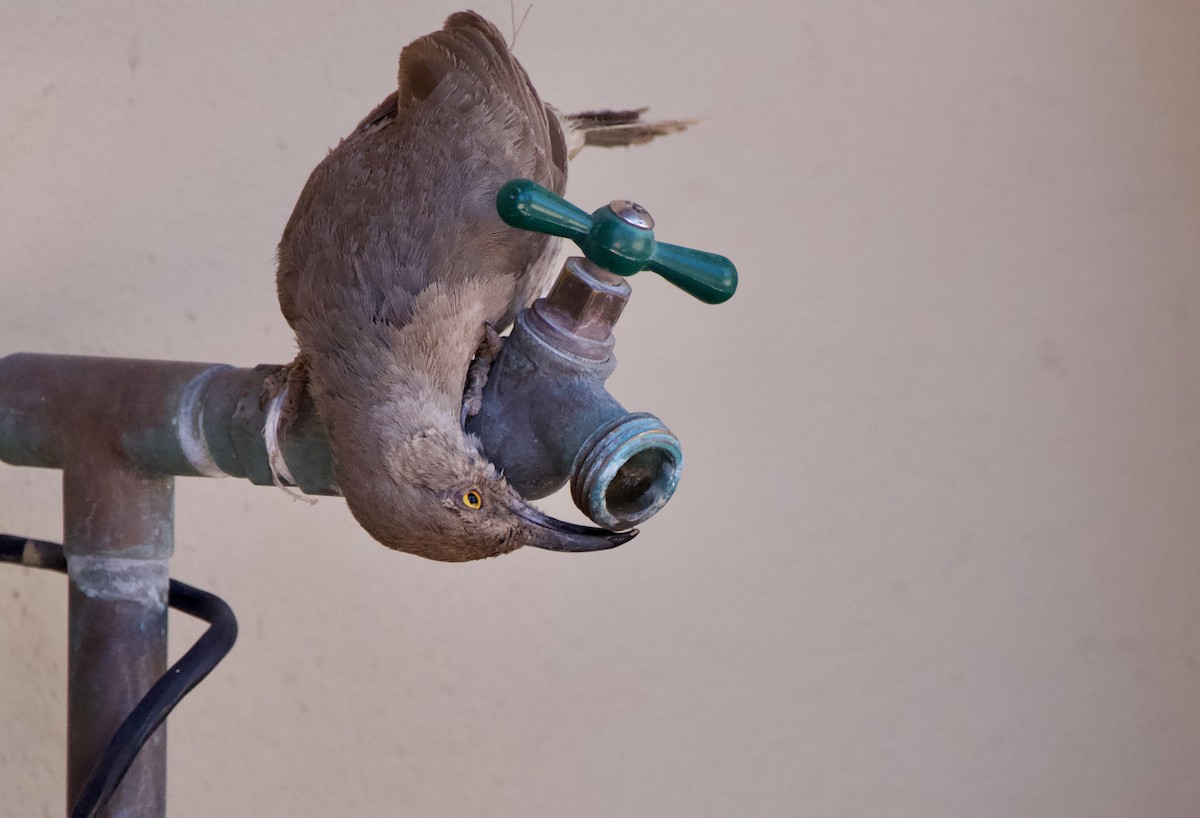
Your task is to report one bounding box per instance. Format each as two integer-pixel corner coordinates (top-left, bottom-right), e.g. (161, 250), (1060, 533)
(609, 200), (654, 230)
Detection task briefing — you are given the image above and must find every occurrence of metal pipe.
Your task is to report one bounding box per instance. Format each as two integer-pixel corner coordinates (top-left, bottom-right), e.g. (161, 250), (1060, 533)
(59, 401), (176, 817)
(0, 355), (338, 495)
(0, 355), (197, 816)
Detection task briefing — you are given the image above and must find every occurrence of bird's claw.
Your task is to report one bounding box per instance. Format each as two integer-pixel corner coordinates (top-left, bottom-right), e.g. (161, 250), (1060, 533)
(460, 323), (503, 427)
(260, 355), (310, 427)
(261, 355), (317, 504)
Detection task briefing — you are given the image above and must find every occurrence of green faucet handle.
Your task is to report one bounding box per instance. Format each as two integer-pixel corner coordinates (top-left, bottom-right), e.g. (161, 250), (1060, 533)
(496, 178), (738, 305)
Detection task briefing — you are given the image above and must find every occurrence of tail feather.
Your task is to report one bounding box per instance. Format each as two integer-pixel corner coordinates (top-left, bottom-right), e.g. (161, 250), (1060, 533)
(560, 108), (695, 159)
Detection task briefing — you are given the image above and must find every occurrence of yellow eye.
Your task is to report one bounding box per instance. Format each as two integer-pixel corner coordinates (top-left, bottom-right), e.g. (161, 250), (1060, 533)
(462, 489), (483, 510)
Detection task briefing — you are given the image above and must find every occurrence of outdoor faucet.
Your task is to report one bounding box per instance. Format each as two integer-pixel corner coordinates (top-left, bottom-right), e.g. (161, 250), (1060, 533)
(468, 180), (737, 529)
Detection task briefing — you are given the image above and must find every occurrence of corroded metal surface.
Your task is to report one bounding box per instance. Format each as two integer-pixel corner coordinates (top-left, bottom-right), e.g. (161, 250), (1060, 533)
(64, 453), (173, 818)
(0, 354), (339, 495)
(467, 258), (684, 527)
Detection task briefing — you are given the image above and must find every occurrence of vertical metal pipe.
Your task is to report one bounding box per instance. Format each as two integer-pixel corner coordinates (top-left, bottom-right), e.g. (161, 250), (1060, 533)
(64, 457), (173, 818)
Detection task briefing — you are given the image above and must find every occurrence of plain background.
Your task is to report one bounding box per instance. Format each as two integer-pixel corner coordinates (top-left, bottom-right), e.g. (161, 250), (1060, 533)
(2, 1), (1199, 816)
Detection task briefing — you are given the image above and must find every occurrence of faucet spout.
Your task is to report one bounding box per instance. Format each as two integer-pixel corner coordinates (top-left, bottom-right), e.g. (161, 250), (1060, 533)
(466, 258), (684, 530)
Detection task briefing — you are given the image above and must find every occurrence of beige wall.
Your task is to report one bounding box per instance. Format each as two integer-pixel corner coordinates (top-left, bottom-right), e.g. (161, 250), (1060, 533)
(3, 1), (1199, 815)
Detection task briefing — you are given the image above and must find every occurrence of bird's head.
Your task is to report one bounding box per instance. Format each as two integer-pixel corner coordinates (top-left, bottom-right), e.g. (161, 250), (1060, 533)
(337, 425), (636, 562)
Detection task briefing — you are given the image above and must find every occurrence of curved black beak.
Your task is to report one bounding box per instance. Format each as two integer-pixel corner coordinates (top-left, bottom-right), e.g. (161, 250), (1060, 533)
(514, 503), (638, 552)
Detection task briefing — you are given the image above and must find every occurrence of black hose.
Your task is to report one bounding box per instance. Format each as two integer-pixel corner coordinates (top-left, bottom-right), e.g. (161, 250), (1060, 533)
(0, 534), (238, 818)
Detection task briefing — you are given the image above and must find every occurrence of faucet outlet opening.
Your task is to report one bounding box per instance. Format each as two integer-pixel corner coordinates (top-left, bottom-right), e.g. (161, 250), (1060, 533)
(571, 413), (683, 530)
(605, 447), (677, 522)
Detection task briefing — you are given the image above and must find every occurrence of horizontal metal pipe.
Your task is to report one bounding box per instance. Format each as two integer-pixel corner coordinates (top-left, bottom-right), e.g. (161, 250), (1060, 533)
(0, 354), (338, 495)
(0, 348), (681, 527)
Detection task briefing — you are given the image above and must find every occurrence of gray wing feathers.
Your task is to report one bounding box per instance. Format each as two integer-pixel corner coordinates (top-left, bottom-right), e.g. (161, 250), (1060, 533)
(277, 12), (568, 339)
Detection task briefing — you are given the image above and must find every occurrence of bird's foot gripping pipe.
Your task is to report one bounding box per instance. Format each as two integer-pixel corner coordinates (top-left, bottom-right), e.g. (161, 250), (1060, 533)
(263, 385), (317, 505)
(460, 322), (504, 428)
(260, 355), (318, 503)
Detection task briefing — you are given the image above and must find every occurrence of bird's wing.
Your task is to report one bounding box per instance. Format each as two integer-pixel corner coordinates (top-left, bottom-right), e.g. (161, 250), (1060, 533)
(277, 12), (567, 334)
(351, 90), (400, 138)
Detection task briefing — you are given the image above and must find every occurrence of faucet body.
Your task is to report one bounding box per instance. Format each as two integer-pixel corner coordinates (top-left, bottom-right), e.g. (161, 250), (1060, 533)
(467, 257), (682, 529)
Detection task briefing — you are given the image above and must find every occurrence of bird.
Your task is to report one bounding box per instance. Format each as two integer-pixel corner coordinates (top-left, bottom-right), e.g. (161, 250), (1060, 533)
(269, 11), (691, 561)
